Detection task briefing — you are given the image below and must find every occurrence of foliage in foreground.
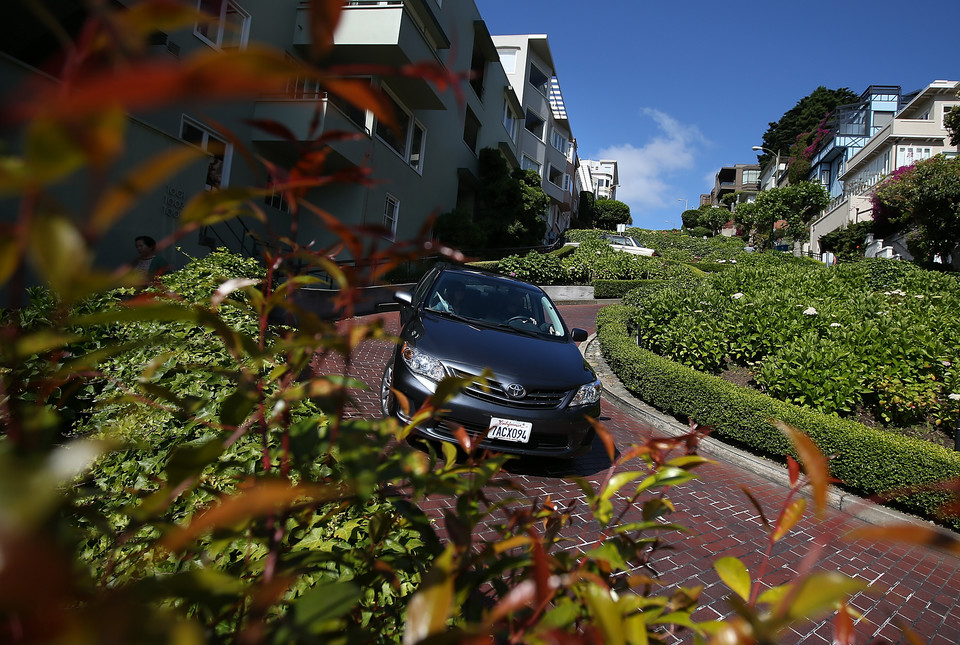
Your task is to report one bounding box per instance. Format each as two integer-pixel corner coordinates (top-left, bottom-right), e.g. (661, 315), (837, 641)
(2, 3), (960, 645)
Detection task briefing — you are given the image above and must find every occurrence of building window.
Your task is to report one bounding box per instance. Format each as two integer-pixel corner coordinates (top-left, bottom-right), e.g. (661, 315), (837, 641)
(463, 107), (481, 153)
(195, 0), (250, 50)
(497, 47), (518, 74)
(181, 116), (230, 190)
(741, 169), (759, 184)
(524, 109), (545, 139)
(409, 122), (425, 171)
(502, 99), (519, 142)
(521, 155), (541, 175)
(469, 46), (486, 98)
(375, 86), (426, 172)
(547, 164), (563, 187)
(265, 187), (290, 213)
(562, 173), (571, 192)
(529, 64), (549, 95)
(383, 194), (399, 240)
(287, 73), (321, 100)
(550, 129), (567, 152)
(819, 169), (830, 186)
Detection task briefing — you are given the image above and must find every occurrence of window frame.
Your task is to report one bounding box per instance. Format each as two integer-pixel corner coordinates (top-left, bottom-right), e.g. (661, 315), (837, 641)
(521, 155), (541, 176)
(375, 85), (426, 174)
(528, 63), (549, 96)
(547, 163), (563, 188)
(524, 108), (545, 140)
(550, 128), (567, 152)
(463, 106), (481, 154)
(502, 98), (520, 142)
(383, 193), (400, 241)
(180, 115), (232, 190)
(194, 0), (250, 50)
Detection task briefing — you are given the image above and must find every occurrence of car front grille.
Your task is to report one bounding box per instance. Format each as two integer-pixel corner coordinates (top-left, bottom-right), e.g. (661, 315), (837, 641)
(448, 368), (571, 409)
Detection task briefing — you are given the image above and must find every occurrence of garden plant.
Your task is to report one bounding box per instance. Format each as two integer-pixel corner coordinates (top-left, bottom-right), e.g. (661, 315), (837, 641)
(1, 2), (959, 644)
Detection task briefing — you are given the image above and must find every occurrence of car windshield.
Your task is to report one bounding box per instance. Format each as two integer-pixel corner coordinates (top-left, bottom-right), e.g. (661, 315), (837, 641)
(606, 235), (632, 246)
(424, 272), (565, 338)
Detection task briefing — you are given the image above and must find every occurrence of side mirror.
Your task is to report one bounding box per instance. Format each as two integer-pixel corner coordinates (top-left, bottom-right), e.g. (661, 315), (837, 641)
(394, 291), (412, 307)
(571, 328), (587, 342)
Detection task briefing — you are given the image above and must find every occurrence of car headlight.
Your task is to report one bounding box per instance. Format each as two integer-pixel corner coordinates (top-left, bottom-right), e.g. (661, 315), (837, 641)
(401, 342), (446, 381)
(569, 378), (601, 407)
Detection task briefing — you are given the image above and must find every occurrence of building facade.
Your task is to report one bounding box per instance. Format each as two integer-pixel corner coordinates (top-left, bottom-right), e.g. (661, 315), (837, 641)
(701, 164), (761, 208)
(579, 159), (619, 201)
(808, 80), (960, 257)
(492, 34), (578, 243)
(0, 0), (543, 275)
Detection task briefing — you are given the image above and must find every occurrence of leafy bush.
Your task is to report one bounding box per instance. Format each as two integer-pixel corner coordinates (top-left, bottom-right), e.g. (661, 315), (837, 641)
(624, 259), (960, 428)
(596, 304), (960, 530)
(494, 250), (567, 284)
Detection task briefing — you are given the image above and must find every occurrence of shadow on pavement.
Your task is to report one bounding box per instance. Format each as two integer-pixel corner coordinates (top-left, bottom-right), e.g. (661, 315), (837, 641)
(502, 434), (617, 478)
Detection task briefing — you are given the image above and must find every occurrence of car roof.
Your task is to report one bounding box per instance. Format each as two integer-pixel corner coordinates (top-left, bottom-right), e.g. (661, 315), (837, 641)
(434, 263), (541, 291)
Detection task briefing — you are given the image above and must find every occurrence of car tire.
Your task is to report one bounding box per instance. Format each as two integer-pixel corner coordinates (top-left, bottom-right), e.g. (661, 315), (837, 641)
(380, 363), (396, 417)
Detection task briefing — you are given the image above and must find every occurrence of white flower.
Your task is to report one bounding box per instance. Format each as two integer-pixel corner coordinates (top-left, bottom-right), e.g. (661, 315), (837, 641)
(803, 307), (818, 316)
(830, 322), (841, 327)
(943, 361), (952, 367)
(949, 393), (960, 401)
(730, 259), (737, 263)
(731, 292), (744, 300)
(718, 259), (727, 263)
(915, 294), (924, 299)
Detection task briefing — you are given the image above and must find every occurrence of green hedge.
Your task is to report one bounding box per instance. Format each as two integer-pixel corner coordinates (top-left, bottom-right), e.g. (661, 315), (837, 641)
(596, 304), (960, 530)
(594, 279), (671, 299)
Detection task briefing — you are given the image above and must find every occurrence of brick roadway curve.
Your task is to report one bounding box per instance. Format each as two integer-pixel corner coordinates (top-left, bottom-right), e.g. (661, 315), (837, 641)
(324, 304), (960, 644)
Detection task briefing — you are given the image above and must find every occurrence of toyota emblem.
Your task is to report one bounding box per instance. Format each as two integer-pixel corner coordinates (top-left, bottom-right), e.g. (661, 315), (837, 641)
(504, 383), (526, 399)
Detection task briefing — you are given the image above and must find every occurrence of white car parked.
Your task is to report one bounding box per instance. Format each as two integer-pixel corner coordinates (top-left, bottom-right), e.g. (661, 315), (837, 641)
(564, 234), (657, 257)
(601, 234), (657, 256)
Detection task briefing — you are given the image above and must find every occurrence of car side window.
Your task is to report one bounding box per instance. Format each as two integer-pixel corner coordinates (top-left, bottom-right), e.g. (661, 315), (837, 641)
(413, 267), (439, 306)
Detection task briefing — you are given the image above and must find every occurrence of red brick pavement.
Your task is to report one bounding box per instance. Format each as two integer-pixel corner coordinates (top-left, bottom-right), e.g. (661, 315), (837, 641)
(318, 305), (960, 644)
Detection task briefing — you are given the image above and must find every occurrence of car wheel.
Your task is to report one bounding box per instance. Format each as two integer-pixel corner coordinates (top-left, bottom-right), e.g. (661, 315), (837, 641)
(380, 363), (396, 416)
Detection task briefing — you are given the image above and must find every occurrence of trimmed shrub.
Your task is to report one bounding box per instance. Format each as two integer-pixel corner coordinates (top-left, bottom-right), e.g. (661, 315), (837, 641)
(596, 304), (960, 530)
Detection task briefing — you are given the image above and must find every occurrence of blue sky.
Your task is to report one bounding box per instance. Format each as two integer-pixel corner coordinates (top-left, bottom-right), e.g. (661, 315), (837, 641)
(473, 0), (958, 230)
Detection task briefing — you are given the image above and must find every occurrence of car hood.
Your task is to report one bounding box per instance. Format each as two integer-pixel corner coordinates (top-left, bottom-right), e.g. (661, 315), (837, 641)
(405, 313), (595, 388)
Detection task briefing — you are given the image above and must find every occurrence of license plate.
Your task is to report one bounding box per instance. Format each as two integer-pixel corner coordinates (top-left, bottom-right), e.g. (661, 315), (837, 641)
(487, 417), (532, 443)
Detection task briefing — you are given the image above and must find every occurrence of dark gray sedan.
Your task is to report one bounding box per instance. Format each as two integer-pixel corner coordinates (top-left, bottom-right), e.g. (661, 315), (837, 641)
(380, 264), (601, 457)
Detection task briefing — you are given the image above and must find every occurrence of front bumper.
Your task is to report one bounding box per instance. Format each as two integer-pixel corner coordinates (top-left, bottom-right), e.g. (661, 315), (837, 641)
(390, 359), (600, 458)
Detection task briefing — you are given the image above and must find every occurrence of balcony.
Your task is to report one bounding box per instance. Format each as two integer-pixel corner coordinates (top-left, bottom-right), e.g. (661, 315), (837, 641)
(252, 95), (371, 167)
(293, 1), (448, 110)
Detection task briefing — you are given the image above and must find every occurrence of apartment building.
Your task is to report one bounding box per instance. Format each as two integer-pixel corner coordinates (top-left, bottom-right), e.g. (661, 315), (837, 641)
(701, 164), (761, 208)
(579, 159), (619, 200)
(809, 79), (960, 257)
(492, 34), (577, 243)
(0, 0), (526, 273)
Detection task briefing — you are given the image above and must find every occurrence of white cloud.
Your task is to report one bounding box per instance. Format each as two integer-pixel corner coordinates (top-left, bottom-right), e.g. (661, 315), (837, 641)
(595, 108), (706, 215)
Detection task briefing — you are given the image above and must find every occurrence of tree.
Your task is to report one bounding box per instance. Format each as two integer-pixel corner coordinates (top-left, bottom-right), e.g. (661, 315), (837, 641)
(574, 190), (596, 229)
(700, 206), (732, 235)
(593, 198), (631, 229)
(434, 148), (547, 250)
(819, 221), (874, 262)
(758, 87), (858, 168)
(510, 167), (550, 244)
(945, 103), (960, 147)
(734, 182), (829, 250)
(873, 154), (960, 264)
(681, 208), (703, 229)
